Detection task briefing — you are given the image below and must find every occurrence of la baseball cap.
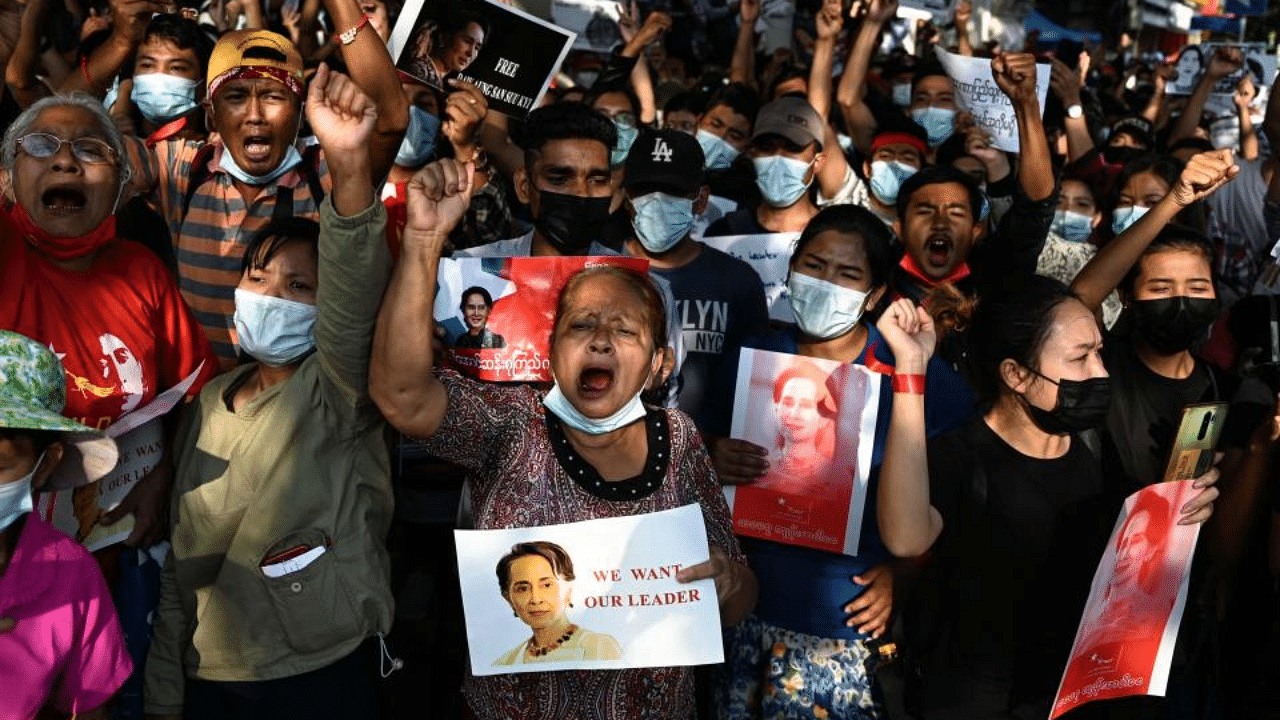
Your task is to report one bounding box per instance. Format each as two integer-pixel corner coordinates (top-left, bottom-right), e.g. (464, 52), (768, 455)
(623, 129), (705, 196)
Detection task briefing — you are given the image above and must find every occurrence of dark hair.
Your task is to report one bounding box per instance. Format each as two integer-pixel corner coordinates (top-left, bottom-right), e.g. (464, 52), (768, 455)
(1167, 137), (1215, 156)
(460, 285), (494, 310)
(496, 541), (575, 599)
(1116, 490), (1173, 594)
(933, 130), (976, 168)
(0, 428), (62, 456)
(242, 45), (288, 64)
(141, 14), (215, 77)
(587, 85), (641, 119)
(664, 91), (706, 118)
(437, 10), (489, 43)
(518, 102), (617, 168)
(792, 205), (896, 291)
(1119, 225), (1216, 297)
(554, 265), (668, 353)
(241, 217), (320, 274)
(896, 165), (985, 221)
(1114, 154), (1182, 208)
(702, 82), (760, 131)
(964, 276), (1082, 408)
(910, 63), (951, 96)
(767, 66), (808, 99)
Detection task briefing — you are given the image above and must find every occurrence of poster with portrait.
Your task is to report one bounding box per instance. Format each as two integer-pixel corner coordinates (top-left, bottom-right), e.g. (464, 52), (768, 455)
(696, 233), (799, 323)
(389, 0), (576, 117)
(434, 256), (649, 383)
(35, 367), (203, 552)
(1165, 43), (1276, 98)
(934, 46), (1050, 153)
(550, 0), (623, 53)
(724, 349), (882, 556)
(1051, 480), (1203, 718)
(455, 504), (724, 675)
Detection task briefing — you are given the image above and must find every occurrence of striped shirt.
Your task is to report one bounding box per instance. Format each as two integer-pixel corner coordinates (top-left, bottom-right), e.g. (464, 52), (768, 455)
(129, 138), (332, 368)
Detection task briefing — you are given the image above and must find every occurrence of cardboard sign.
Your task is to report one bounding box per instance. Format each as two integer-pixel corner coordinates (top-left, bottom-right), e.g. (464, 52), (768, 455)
(934, 46), (1051, 153)
(455, 505), (723, 675)
(390, 0), (575, 117)
(550, 0), (623, 53)
(725, 349), (882, 556)
(696, 233), (799, 323)
(434, 256), (649, 382)
(1052, 481), (1203, 718)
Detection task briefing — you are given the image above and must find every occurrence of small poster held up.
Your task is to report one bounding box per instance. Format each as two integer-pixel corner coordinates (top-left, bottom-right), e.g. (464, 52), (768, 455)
(434, 256), (649, 383)
(897, 0), (954, 23)
(697, 233), (799, 323)
(1051, 481), (1203, 718)
(550, 0), (623, 53)
(455, 505), (724, 675)
(1166, 43), (1276, 97)
(389, 0), (575, 117)
(725, 348), (882, 556)
(934, 46), (1050, 153)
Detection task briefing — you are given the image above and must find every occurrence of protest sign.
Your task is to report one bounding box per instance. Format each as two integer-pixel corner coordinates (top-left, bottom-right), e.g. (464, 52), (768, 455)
(434, 256), (649, 382)
(36, 366), (202, 551)
(1051, 481), (1202, 718)
(934, 46), (1050, 153)
(697, 233), (799, 323)
(390, 0), (575, 117)
(1166, 43), (1277, 99)
(725, 349), (881, 556)
(455, 505), (723, 675)
(898, 0), (953, 23)
(550, 0), (623, 53)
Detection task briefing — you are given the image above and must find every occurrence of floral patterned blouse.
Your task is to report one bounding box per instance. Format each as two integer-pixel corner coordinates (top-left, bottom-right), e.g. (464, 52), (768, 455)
(416, 370), (746, 720)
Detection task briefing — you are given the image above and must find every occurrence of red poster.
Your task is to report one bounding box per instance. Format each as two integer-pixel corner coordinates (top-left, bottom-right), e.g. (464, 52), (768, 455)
(1052, 480), (1202, 718)
(434, 256), (649, 383)
(724, 348), (881, 556)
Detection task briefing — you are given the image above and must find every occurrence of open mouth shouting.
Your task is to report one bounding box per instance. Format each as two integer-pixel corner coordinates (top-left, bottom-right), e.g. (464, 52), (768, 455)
(40, 185), (88, 216)
(923, 233), (954, 271)
(577, 364), (616, 402)
(241, 135), (278, 166)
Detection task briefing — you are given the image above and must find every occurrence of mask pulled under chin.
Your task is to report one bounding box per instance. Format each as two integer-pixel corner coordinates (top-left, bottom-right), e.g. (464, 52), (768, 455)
(233, 287), (318, 366)
(535, 190), (613, 254)
(1024, 374), (1112, 434)
(543, 379), (649, 435)
(219, 143), (303, 186)
(6, 201), (117, 261)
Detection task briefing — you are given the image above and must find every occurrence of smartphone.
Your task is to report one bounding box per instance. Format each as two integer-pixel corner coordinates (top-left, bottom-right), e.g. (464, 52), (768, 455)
(1056, 39), (1083, 70)
(1162, 402), (1229, 482)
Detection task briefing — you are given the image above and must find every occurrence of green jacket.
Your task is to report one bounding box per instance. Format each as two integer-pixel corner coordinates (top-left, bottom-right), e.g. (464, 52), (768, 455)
(144, 198), (394, 713)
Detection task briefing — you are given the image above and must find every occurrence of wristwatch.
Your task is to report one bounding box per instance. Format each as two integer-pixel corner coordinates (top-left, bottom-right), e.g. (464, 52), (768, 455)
(1066, 104), (1084, 119)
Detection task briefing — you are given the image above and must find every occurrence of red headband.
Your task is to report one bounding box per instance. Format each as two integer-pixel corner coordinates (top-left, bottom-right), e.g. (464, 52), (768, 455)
(209, 66), (304, 102)
(872, 132), (928, 156)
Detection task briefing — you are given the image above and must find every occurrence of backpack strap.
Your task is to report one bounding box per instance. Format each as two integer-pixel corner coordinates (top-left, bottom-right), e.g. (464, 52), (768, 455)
(270, 144), (326, 221)
(181, 142), (218, 223)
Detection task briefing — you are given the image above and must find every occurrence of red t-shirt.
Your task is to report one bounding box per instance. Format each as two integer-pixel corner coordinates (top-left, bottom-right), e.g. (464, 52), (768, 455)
(1, 233), (218, 429)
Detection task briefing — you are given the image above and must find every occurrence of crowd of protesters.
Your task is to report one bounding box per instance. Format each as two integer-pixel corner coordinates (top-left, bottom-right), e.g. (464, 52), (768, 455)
(1, 0), (1279, 717)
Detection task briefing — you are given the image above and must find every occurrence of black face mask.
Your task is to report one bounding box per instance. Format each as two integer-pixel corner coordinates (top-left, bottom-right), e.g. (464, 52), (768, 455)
(534, 190), (613, 255)
(1024, 373), (1112, 435)
(1130, 297), (1220, 354)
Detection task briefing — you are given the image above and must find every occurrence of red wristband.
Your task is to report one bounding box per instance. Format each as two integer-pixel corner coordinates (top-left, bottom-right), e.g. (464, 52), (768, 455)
(891, 373), (926, 395)
(340, 14), (370, 45)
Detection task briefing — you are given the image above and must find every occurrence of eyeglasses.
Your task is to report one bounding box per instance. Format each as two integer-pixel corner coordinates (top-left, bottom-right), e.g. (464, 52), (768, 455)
(16, 132), (118, 165)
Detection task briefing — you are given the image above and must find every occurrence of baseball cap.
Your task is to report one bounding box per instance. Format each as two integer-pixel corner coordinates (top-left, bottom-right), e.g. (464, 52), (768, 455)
(207, 30), (305, 99)
(751, 96), (825, 148)
(0, 331), (119, 490)
(1109, 116), (1155, 149)
(623, 129), (705, 196)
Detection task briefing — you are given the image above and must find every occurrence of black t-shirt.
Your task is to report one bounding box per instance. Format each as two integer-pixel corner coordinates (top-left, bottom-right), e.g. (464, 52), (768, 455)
(911, 417), (1126, 712)
(702, 207), (768, 237)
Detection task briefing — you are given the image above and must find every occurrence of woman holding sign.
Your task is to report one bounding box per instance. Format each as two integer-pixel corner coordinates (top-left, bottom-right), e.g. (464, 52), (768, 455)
(370, 153), (756, 719)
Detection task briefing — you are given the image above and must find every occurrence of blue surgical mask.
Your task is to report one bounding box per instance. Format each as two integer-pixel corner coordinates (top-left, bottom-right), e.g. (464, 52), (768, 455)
(630, 192), (695, 253)
(542, 368), (653, 435)
(234, 288), (317, 366)
(1051, 210), (1095, 243)
(0, 453), (40, 531)
(613, 117), (640, 167)
(869, 160), (917, 205)
(696, 128), (739, 171)
(892, 83), (912, 108)
(787, 272), (869, 340)
(219, 144), (303, 186)
(131, 73), (199, 123)
(754, 155), (813, 208)
(1111, 205), (1150, 235)
(396, 106), (441, 168)
(911, 106), (956, 147)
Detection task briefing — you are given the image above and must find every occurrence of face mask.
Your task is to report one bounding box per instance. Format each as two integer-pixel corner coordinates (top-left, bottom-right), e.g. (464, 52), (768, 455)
(892, 82), (912, 108)
(631, 192), (694, 253)
(219, 143), (303, 186)
(612, 117), (639, 167)
(1111, 205), (1150, 235)
(1051, 210), (1095, 243)
(869, 160), (917, 205)
(787, 272), (869, 340)
(1024, 374), (1112, 434)
(6, 202), (118, 261)
(696, 128), (739, 171)
(754, 155), (814, 208)
(131, 73), (199, 123)
(395, 105), (441, 168)
(0, 453), (40, 532)
(543, 365), (653, 435)
(233, 288), (317, 366)
(535, 190), (613, 254)
(911, 106), (956, 147)
(1130, 297), (1220, 354)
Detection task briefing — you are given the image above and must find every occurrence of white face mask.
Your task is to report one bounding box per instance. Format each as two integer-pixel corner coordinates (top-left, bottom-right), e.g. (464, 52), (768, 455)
(869, 160), (917, 205)
(631, 192), (695, 253)
(1051, 209), (1095, 243)
(754, 155), (814, 208)
(787, 272), (870, 340)
(1111, 205), (1150, 235)
(0, 452), (41, 531)
(911, 106), (956, 147)
(233, 288), (318, 366)
(696, 128), (740, 171)
(542, 362), (655, 435)
(131, 72), (200, 123)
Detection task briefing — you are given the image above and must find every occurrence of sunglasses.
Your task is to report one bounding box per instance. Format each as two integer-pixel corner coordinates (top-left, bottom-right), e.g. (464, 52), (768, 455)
(16, 132), (118, 165)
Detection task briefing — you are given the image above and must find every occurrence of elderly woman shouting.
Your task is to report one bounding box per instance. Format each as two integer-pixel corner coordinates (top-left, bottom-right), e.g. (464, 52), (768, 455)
(370, 161), (757, 719)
